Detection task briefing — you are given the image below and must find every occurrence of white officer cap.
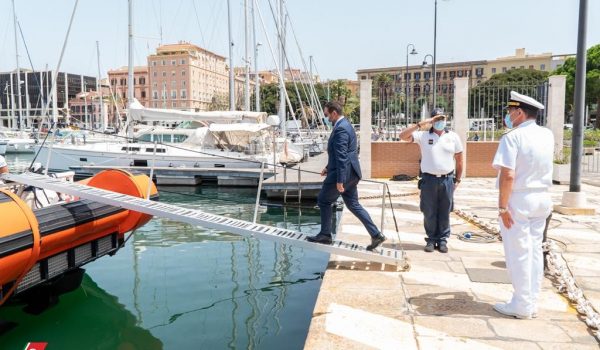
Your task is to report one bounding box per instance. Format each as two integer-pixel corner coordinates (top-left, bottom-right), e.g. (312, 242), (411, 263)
(507, 91), (545, 111)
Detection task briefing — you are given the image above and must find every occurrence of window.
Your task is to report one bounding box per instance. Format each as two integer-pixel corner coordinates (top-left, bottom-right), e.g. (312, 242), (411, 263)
(436, 72), (441, 79)
(404, 73), (411, 80)
(475, 68), (484, 77)
(172, 60), (176, 66)
(162, 60), (166, 66)
(492, 68), (497, 74)
(540, 64), (546, 71)
(139, 77), (146, 85)
(120, 78), (126, 86)
(181, 59), (186, 64)
(172, 102), (177, 107)
(424, 72), (431, 80)
(457, 70), (463, 77)
(361, 75), (367, 80)
(181, 89), (187, 98)
(171, 70), (176, 77)
(171, 80), (177, 87)
(502, 67), (507, 73)
(449, 71), (456, 79)
(110, 79), (116, 86)
(152, 61), (157, 67)
(181, 70), (186, 76)
(162, 71), (166, 77)
(153, 71), (157, 77)
(414, 72), (421, 81)
(510, 66), (516, 70)
(153, 91), (158, 99)
(153, 82), (157, 88)
(171, 90), (177, 99)
(520, 66), (525, 69)
(443, 71), (447, 79)
(141, 90), (146, 99)
(529, 65), (534, 69)
(182, 80), (186, 87)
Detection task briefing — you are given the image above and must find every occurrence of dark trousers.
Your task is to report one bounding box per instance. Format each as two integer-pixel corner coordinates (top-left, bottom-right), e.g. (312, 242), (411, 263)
(419, 174), (454, 244)
(318, 172), (380, 238)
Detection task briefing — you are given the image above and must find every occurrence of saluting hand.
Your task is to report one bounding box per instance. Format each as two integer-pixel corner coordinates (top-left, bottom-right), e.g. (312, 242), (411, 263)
(337, 183), (345, 193)
(499, 211), (514, 229)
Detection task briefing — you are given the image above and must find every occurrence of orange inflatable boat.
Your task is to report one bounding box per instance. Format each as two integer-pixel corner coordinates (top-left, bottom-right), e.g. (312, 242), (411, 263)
(0, 169), (157, 306)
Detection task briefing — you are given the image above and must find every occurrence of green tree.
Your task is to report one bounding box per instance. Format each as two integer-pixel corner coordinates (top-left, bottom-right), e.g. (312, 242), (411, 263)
(553, 44), (600, 128)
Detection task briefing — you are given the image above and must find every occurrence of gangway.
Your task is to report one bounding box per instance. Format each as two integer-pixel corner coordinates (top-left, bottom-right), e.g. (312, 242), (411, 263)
(2, 172), (408, 268)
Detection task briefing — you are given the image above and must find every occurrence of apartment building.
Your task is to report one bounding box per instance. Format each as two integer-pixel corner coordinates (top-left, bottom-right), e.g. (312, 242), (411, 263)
(148, 42), (228, 111)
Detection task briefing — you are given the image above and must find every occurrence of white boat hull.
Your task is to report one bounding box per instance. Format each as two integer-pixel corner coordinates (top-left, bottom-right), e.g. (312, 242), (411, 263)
(35, 143), (273, 172)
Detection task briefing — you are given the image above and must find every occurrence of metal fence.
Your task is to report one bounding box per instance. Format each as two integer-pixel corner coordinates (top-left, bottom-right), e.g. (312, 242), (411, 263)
(371, 80), (454, 141)
(468, 81), (549, 129)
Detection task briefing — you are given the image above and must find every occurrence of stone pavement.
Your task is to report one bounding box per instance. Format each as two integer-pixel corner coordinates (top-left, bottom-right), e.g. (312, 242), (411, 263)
(304, 177), (600, 349)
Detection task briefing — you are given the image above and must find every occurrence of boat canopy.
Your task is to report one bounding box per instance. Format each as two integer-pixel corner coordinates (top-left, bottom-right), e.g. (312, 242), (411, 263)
(128, 99), (267, 123)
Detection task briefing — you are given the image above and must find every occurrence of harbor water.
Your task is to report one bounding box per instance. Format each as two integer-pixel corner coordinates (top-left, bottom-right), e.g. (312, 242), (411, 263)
(0, 154), (328, 349)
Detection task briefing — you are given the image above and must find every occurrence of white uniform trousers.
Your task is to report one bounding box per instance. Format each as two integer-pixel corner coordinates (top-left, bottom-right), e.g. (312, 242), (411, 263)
(500, 191), (552, 315)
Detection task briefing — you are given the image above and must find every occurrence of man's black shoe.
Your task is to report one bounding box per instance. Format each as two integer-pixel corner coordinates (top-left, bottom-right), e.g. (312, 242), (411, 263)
(438, 242), (449, 253)
(367, 234), (386, 251)
(424, 242), (435, 253)
(306, 234), (333, 245)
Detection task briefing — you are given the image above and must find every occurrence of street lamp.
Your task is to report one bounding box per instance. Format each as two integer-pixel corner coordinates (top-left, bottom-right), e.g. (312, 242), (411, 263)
(405, 44), (418, 125)
(422, 54), (434, 108)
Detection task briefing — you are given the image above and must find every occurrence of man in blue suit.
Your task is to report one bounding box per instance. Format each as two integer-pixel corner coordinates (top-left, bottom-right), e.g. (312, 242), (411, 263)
(306, 101), (386, 251)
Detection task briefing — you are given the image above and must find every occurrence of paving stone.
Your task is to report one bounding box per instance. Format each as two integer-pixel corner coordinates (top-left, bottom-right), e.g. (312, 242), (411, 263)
(312, 287), (408, 317)
(475, 340), (542, 350)
(417, 336), (502, 349)
(565, 244), (600, 253)
(321, 303), (418, 349)
(488, 319), (571, 342)
(409, 295), (498, 317)
(554, 321), (600, 344)
(447, 261), (467, 274)
(413, 316), (494, 338)
(576, 277), (600, 290)
(320, 269), (404, 290)
(538, 342), (600, 350)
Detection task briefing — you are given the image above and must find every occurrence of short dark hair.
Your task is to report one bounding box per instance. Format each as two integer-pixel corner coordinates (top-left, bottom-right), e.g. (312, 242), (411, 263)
(324, 101), (343, 115)
(521, 106), (538, 119)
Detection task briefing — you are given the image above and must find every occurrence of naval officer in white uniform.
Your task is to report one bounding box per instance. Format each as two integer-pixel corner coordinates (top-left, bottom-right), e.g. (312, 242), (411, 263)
(492, 91), (553, 319)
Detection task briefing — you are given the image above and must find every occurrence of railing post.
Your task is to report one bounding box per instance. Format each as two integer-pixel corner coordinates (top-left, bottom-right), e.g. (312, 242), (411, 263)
(253, 162), (265, 223)
(146, 140), (157, 200)
(380, 184), (386, 234)
(298, 164), (302, 203)
(283, 165), (288, 203)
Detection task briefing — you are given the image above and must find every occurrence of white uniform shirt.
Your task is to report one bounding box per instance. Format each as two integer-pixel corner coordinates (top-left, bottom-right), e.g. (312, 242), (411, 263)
(0, 155), (6, 168)
(413, 129), (463, 175)
(492, 120), (553, 191)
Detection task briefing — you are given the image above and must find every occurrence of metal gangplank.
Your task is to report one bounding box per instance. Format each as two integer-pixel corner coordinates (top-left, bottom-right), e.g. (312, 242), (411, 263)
(2, 172), (407, 267)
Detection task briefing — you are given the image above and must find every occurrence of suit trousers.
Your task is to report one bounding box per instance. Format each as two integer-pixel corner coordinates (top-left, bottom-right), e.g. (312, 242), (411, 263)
(500, 191), (552, 315)
(317, 172), (380, 238)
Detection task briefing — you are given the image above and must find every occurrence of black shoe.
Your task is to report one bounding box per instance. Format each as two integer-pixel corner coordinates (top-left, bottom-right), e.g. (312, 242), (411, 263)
(306, 234), (333, 245)
(367, 234), (386, 251)
(424, 242), (435, 253)
(438, 242), (448, 253)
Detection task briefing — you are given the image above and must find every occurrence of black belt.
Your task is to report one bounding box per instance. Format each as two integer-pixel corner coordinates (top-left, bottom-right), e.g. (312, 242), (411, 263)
(423, 172), (454, 178)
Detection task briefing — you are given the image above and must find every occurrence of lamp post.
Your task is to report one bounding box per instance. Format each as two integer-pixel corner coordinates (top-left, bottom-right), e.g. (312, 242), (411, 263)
(422, 54), (434, 109)
(405, 44), (418, 125)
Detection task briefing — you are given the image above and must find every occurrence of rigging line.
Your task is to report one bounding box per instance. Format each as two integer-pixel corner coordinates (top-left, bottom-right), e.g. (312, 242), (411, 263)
(257, 0), (302, 133)
(168, 0), (187, 43)
(27, 122), (55, 171)
(16, 21), (44, 115)
(191, 0), (206, 47)
(282, 8), (326, 130)
(205, 0), (224, 51)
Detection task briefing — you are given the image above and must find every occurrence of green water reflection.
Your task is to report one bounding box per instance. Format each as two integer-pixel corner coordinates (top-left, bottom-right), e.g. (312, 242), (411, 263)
(0, 154), (328, 349)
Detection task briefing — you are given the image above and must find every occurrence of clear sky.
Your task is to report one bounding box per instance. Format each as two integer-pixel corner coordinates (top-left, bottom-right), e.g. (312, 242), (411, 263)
(0, 0), (599, 80)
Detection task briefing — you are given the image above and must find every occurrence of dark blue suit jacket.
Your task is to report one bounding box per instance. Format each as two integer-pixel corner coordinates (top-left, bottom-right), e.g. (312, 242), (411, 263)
(325, 117), (362, 184)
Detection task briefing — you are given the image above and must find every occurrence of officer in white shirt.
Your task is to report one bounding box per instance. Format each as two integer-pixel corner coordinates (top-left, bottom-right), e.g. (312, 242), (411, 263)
(492, 91), (553, 319)
(400, 108), (464, 253)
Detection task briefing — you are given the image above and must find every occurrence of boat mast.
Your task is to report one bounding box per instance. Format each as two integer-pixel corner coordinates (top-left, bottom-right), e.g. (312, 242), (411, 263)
(12, 0), (23, 131)
(278, 0), (286, 135)
(127, 0), (134, 138)
(227, 0), (235, 111)
(96, 41), (105, 131)
(252, 0), (260, 112)
(244, 0), (250, 111)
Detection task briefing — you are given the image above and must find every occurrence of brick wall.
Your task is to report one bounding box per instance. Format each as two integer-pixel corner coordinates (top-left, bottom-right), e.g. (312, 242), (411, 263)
(370, 141), (499, 178)
(466, 141), (499, 177)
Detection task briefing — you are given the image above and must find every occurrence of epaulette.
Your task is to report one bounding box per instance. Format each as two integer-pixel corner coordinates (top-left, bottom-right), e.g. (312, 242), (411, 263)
(500, 128), (516, 139)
